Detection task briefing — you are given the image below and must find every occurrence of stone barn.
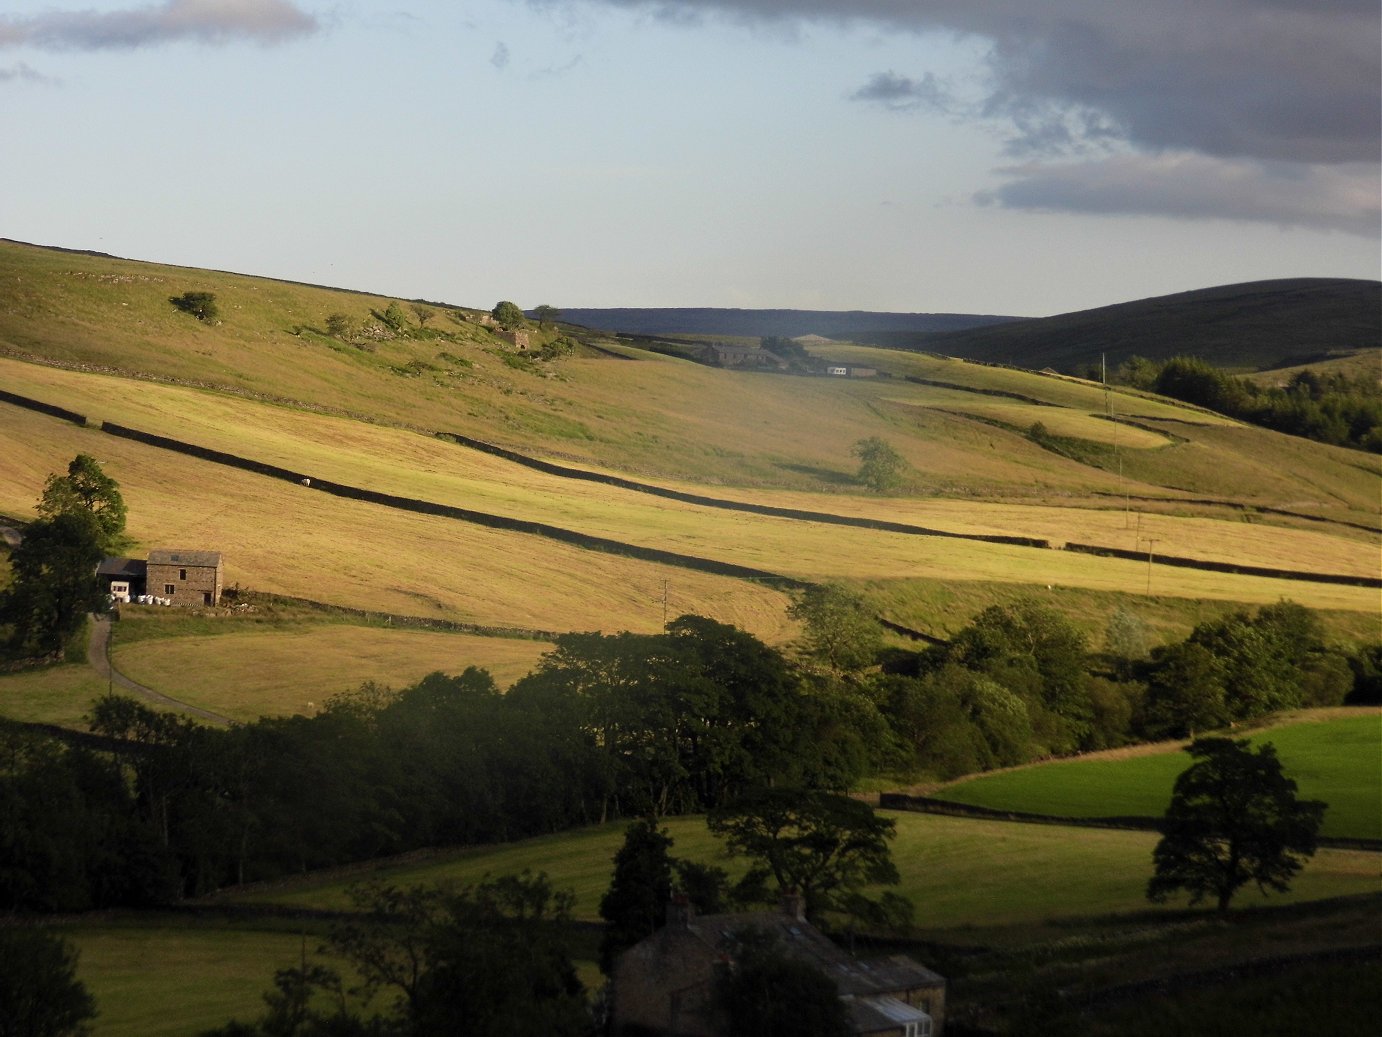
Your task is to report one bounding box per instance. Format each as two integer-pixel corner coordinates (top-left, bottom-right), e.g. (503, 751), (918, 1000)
(145, 548), (223, 606)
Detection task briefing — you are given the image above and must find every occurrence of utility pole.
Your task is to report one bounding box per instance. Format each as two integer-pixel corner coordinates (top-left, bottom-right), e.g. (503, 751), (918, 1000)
(1138, 537), (1161, 595)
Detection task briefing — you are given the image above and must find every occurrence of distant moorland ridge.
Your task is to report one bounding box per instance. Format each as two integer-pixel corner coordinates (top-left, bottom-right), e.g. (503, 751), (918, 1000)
(875, 278), (1382, 373)
(561, 279), (1380, 375)
(554, 306), (1021, 339)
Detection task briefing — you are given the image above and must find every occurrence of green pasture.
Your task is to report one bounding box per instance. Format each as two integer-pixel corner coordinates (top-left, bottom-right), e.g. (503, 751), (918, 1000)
(110, 624), (554, 721)
(930, 711), (1382, 840)
(59, 806), (1382, 1036)
(64, 922), (325, 1037)
(229, 811), (1380, 928)
(0, 658), (108, 728)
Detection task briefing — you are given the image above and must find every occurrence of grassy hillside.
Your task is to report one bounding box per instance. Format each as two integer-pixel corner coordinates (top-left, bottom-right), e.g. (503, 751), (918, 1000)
(50, 801), (1379, 1035)
(881, 278), (1381, 373)
(1, 239), (1378, 725)
(927, 710), (1382, 840)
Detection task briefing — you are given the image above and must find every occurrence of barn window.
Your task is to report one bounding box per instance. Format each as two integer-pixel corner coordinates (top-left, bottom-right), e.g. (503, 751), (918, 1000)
(165, 584), (176, 595)
(179, 568), (187, 580)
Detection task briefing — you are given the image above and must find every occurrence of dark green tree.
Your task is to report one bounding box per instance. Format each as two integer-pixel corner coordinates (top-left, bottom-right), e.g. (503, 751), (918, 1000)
(36, 454), (126, 550)
(324, 312), (356, 341)
(491, 301), (525, 328)
(532, 304), (560, 328)
(380, 302), (409, 332)
(1, 511), (105, 657)
(410, 304), (436, 328)
(1147, 738), (1326, 913)
(330, 874), (587, 1036)
(714, 927), (850, 1037)
(0, 926), (98, 1037)
(170, 291), (219, 322)
(787, 584), (883, 676)
(708, 788), (900, 920)
(598, 818), (674, 973)
(850, 437), (909, 492)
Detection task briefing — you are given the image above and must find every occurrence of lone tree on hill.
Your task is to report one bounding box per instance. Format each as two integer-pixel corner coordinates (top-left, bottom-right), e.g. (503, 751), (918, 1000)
(492, 300), (526, 328)
(169, 291), (218, 322)
(532, 304), (560, 328)
(851, 436), (909, 492)
(1147, 737), (1326, 913)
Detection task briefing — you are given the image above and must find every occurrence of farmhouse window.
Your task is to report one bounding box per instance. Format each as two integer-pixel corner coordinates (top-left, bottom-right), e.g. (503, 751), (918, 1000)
(179, 568), (187, 580)
(165, 584), (176, 595)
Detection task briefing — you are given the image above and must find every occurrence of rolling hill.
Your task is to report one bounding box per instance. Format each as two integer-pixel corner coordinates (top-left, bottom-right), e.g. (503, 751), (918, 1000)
(554, 306), (1020, 339)
(873, 277), (1381, 373)
(2, 237), (1379, 722)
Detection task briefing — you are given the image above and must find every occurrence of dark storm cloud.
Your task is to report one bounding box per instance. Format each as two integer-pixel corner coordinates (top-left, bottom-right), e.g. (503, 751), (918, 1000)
(546, 0), (1378, 164)
(0, 0), (319, 51)
(539, 1), (1378, 231)
(976, 155), (1381, 236)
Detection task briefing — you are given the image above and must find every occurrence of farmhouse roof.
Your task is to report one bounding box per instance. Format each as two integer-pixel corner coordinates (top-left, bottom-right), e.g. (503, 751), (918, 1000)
(147, 548), (222, 568)
(612, 896), (944, 1036)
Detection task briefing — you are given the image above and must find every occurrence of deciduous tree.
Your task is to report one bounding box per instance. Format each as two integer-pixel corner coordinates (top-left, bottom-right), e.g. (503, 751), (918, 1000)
(708, 788), (900, 920)
(0, 927), (97, 1037)
(850, 437), (908, 492)
(1, 511), (105, 657)
(37, 454), (126, 550)
(170, 291), (218, 322)
(787, 584), (882, 676)
(491, 300), (525, 328)
(1147, 738), (1326, 912)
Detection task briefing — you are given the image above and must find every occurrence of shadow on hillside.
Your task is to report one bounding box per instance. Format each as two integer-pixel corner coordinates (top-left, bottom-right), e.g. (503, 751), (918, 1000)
(774, 462), (857, 486)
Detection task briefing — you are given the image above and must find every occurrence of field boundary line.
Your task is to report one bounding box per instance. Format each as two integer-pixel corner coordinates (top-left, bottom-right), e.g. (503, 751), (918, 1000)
(878, 792), (1382, 851)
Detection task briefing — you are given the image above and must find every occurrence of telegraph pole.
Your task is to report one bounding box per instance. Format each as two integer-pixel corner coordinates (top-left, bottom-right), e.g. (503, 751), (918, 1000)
(1138, 537), (1161, 595)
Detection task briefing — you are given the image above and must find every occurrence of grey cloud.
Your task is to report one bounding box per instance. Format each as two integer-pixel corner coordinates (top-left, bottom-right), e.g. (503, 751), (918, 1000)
(540, 1), (1379, 166)
(492, 41), (511, 69)
(0, 61), (57, 83)
(0, 0), (319, 51)
(849, 71), (950, 113)
(976, 154), (1382, 237)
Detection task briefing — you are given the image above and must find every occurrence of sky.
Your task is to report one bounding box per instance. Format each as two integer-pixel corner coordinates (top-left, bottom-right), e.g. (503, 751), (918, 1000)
(2, 0), (1378, 317)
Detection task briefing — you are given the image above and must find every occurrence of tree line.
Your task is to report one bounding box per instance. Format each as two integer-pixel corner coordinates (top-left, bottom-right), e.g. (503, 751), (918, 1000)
(2, 586), (1375, 915)
(1116, 355), (1382, 452)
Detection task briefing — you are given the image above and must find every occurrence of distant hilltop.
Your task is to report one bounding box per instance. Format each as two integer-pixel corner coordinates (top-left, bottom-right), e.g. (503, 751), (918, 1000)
(553, 307), (1021, 340)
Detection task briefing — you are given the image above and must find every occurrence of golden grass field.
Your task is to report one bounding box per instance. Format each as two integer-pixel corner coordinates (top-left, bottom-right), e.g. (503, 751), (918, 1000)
(110, 625), (554, 722)
(2, 240), (1378, 723)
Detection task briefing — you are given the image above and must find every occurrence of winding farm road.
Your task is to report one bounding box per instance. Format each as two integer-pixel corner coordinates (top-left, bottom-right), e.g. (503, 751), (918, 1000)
(87, 613), (231, 726)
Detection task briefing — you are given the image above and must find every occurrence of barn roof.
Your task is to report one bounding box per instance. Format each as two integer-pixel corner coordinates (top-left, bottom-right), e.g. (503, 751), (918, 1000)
(97, 557), (147, 578)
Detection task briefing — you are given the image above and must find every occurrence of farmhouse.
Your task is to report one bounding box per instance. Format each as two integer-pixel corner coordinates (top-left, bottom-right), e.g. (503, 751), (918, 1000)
(827, 365), (879, 378)
(611, 895), (945, 1037)
(147, 548), (223, 606)
(702, 343), (784, 369)
(100, 549), (223, 606)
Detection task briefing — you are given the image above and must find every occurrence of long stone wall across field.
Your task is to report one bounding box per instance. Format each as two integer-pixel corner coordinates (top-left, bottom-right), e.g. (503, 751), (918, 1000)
(1062, 542), (1382, 589)
(436, 431), (1049, 549)
(878, 792), (1382, 851)
(98, 421), (808, 590)
(0, 387), (87, 426)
